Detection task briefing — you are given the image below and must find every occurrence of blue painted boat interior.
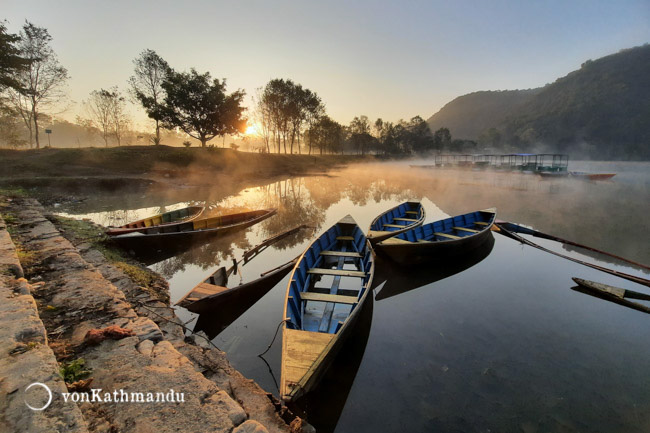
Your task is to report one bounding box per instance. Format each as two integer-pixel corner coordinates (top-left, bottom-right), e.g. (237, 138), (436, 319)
(395, 210), (495, 243)
(286, 220), (372, 334)
(370, 202), (423, 231)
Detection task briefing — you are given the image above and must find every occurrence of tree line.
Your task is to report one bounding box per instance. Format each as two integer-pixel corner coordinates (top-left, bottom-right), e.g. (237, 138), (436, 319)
(1, 20), (456, 155)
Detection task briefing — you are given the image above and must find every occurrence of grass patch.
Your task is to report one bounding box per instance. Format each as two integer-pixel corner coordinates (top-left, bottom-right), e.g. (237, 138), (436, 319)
(1, 212), (17, 225)
(112, 261), (157, 288)
(59, 358), (92, 383)
(0, 187), (28, 198)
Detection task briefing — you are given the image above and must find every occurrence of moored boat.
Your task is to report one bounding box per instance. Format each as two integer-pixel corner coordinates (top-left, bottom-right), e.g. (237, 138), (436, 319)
(176, 258), (297, 314)
(569, 171), (616, 181)
(375, 208), (496, 265)
(571, 277), (650, 314)
(110, 208), (277, 247)
(280, 215), (374, 403)
(367, 201), (425, 245)
(106, 205), (205, 236)
(537, 171), (569, 178)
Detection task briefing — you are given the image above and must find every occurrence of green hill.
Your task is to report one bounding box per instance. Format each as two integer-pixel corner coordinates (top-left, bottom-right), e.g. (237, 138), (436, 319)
(427, 44), (650, 159)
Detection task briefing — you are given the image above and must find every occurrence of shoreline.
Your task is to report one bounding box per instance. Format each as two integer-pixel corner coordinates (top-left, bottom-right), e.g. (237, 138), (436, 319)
(0, 195), (312, 433)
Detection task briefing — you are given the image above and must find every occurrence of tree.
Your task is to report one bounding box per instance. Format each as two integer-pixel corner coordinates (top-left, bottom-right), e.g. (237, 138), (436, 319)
(0, 22), (28, 92)
(306, 116), (343, 155)
(433, 127), (452, 153)
(10, 22), (69, 148)
(257, 78), (324, 154)
(129, 49), (170, 145)
(85, 87), (129, 147)
(159, 69), (246, 148)
(349, 115), (376, 155)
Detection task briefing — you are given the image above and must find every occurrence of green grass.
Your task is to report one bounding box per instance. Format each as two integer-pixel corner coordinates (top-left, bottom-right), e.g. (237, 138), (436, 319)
(59, 358), (92, 383)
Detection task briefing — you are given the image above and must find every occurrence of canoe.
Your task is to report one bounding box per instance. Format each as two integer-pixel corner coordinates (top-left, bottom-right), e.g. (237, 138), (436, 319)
(280, 215), (375, 403)
(571, 278), (650, 314)
(569, 171), (616, 181)
(367, 201), (425, 245)
(106, 206), (204, 235)
(537, 171), (569, 178)
(375, 208), (496, 265)
(176, 258), (297, 314)
(110, 208), (277, 247)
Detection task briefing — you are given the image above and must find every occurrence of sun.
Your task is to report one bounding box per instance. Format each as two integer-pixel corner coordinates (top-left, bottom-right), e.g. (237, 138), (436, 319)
(245, 124), (259, 136)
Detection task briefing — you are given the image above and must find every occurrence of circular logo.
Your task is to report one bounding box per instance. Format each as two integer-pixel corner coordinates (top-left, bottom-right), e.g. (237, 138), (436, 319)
(24, 382), (53, 411)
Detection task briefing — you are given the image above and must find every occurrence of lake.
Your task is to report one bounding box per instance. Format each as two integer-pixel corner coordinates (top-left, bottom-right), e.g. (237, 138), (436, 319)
(56, 160), (650, 433)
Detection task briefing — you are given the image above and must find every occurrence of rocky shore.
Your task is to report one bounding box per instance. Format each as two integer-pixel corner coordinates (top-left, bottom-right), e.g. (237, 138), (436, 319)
(0, 196), (311, 433)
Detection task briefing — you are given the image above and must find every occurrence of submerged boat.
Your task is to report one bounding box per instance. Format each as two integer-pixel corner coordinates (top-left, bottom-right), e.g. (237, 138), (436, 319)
(176, 258), (297, 314)
(280, 215), (375, 402)
(571, 277), (650, 315)
(367, 201), (425, 245)
(111, 208), (277, 247)
(106, 206), (205, 236)
(375, 208), (496, 265)
(569, 171), (616, 181)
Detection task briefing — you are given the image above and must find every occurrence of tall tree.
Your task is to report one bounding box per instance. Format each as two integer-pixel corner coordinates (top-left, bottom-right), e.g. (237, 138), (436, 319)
(128, 49), (170, 145)
(306, 116), (343, 155)
(159, 69), (246, 147)
(349, 115), (375, 155)
(85, 87), (128, 147)
(433, 127), (452, 153)
(10, 22), (69, 148)
(0, 22), (28, 92)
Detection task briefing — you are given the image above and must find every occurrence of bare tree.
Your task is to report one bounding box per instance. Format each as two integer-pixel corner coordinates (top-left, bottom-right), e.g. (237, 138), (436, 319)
(85, 87), (128, 147)
(128, 49), (170, 145)
(9, 22), (68, 148)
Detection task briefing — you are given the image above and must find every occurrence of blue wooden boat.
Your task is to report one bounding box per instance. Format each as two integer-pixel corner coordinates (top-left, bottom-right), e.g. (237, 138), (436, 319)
(367, 201), (425, 245)
(375, 208), (496, 265)
(280, 215), (375, 402)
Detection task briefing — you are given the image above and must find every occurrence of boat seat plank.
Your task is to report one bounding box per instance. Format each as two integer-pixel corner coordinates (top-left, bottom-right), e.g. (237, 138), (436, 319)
(383, 223), (406, 228)
(336, 236), (355, 241)
(320, 251), (362, 258)
(405, 211), (419, 215)
(474, 221), (489, 226)
(379, 237), (412, 245)
(453, 226), (480, 233)
(307, 268), (366, 278)
(393, 217), (418, 222)
(300, 292), (359, 304)
(434, 232), (461, 240)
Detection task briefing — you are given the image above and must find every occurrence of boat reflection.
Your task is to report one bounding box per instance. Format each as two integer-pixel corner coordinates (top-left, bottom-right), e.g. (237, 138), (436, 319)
(374, 232), (495, 301)
(287, 292), (374, 433)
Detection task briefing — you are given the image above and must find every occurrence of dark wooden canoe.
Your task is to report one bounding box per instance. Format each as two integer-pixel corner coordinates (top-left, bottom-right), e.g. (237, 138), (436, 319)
(106, 206), (205, 236)
(375, 208), (496, 265)
(571, 277), (650, 314)
(367, 201), (425, 245)
(537, 171), (569, 178)
(569, 171), (616, 181)
(281, 215), (375, 403)
(176, 258), (297, 314)
(110, 208), (277, 247)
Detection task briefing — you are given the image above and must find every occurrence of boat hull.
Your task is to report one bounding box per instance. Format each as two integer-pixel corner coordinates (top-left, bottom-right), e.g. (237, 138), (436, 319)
(367, 201), (425, 245)
(183, 259), (296, 314)
(106, 206), (204, 236)
(375, 208), (496, 265)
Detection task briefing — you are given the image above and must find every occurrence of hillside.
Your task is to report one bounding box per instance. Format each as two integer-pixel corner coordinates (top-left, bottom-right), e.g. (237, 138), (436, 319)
(427, 44), (650, 158)
(427, 89), (540, 140)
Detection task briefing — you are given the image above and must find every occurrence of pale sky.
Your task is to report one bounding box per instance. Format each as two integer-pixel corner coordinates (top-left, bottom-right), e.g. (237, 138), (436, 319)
(4, 0), (650, 129)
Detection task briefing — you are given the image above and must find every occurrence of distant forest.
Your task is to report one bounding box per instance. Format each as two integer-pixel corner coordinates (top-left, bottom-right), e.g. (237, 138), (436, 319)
(427, 44), (650, 159)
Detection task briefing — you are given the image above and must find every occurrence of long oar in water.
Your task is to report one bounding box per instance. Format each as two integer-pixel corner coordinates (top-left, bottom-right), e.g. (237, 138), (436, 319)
(496, 221), (650, 271)
(226, 224), (311, 278)
(493, 223), (650, 289)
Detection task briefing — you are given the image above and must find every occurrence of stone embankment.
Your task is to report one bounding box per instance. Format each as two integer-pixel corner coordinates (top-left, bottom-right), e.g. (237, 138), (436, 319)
(0, 197), (310, 433)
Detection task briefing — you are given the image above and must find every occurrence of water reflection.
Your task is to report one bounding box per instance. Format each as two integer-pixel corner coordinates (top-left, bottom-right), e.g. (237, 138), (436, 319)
(375, 233), (495, 301)
(52, 161), (650, 433)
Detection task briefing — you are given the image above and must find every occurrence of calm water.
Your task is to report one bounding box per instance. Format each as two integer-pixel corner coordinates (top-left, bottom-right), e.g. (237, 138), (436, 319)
(56, 161), (650, 433)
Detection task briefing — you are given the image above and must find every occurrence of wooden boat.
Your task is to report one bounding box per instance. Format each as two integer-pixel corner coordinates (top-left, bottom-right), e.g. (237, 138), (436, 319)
(367, 201), (425, 245)
(375, 208), (496, 265)
(106, 206), (204, 236)
(176, 258), (297, 314)
(536, 171), (569, 178)
(571, 278), (650, 314)
(280, 215), (375, 403)
(110, 208), (277, 248)
(569, 171), (616, 181)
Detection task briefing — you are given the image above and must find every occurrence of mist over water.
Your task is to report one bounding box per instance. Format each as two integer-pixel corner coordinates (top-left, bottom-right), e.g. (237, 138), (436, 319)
(56, 160), (650, 433)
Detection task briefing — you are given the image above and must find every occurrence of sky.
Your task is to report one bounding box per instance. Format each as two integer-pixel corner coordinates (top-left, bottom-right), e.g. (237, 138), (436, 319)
(4, 0), (650, 130)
